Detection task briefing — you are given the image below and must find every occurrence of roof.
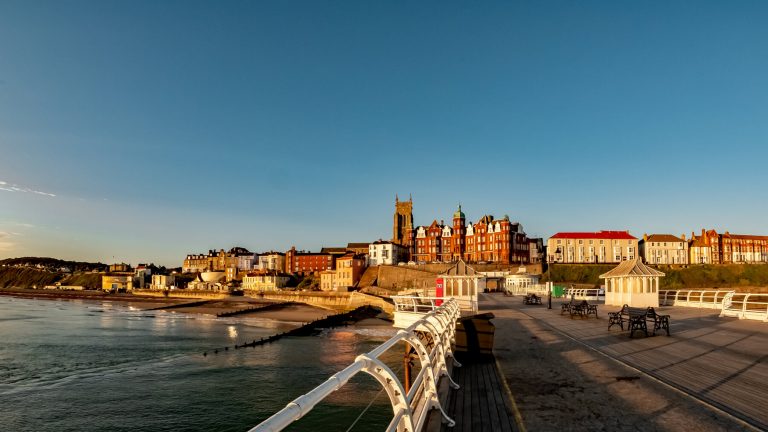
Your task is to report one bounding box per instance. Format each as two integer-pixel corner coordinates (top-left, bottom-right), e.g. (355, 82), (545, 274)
(453, 204), (465, 219)
(338, 252), (366, 260)
(441, 259), (479, 276)
(246, 269), (289, 277)
(690, 236), (709, 248)
(320, 247), (347, 254)
(643, 234), (685, 243)
(722, 233), (768, 240)
(294, 252), (332, 257)
(600, 259), (665, 278)
(346, 242), (370, 249)
(371, 240), (395, 245)
(551, 231), (636, 240)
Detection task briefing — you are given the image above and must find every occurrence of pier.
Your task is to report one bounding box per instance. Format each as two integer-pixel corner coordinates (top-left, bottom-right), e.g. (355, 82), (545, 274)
(250, 293), (767, 431)
(485, 293), (767, 431)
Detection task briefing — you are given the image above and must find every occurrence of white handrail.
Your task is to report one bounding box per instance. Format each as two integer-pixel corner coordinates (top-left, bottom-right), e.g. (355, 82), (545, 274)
(391, 295), (478, 315)
(249, 299), (462, 432)
(659, 290), (768, 322)
(658, 290), (734, 309)
(564, 288), (603, 301)
(503, 283), (550, 296)
(719, 292), (768, 322)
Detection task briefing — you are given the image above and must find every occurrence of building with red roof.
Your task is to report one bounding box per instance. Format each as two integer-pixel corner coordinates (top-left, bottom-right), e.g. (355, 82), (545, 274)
(547, 231), (638, 264)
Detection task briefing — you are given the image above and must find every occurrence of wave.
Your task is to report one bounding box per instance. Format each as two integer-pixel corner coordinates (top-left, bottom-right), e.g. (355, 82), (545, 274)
(0, 352), (191, 396)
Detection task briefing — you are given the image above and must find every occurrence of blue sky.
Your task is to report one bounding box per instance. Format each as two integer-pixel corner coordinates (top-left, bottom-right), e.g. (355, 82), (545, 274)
(1, 1), (767, 266)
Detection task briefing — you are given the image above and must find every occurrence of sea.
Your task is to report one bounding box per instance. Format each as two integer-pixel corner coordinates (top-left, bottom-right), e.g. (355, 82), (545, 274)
(0, 296), (398, 432)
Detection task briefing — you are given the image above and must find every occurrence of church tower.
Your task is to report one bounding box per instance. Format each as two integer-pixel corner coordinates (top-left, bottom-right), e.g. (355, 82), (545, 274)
(392, 194), (414, 248)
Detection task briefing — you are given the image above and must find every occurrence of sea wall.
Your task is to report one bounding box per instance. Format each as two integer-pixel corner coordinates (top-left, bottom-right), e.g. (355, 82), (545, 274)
(131, 289), (229, 299)
(254, 291), (394, 314)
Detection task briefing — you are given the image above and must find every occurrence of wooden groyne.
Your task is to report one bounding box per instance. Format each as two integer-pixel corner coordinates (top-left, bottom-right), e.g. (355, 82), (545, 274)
(144, 299), (213, 311)
(215, 302), (290, 318)
(202, 305), (382, 356)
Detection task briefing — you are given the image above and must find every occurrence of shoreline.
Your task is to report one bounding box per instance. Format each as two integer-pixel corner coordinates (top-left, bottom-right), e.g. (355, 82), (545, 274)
(0, 288), (391, 327)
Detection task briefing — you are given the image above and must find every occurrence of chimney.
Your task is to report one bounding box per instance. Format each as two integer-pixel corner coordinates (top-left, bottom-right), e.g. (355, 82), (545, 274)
(681, 233), (686, 241)
(701, 229), (706, 237)
(441, 219), (444, 226)
(643, 233), (648, 242)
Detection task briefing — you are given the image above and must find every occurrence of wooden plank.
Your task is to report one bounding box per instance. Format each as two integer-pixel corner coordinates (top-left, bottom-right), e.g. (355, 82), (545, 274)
(482, 361), (510, 432)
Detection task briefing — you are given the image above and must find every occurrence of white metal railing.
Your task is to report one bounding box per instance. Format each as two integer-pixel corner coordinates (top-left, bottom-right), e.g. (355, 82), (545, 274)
(564, 288), (604, 301)
(391, 295), (478, 315)
(504, 283), (549, 296)
(658, 290), (733, 309)
(249, 299), (462, 432)
(720, 292), (768, 322)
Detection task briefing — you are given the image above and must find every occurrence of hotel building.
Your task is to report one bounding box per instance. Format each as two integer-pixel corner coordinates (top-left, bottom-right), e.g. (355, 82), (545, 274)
(547, 231), (637, 264)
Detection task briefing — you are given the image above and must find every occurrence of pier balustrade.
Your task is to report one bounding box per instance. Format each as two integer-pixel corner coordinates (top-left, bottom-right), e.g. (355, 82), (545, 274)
(659, 289), (768, 322)
(248, 299), (462, 432)
(564, 287), (604, 301)
(720, 292), (768, 322)
(658, 289), (732, 308)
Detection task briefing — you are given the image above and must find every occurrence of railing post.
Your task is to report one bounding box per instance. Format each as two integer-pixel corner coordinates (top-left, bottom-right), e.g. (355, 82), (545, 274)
(741, 294), (750, 319)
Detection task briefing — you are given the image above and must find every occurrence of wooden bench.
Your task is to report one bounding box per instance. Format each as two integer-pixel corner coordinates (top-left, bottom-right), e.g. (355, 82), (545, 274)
(523, 294), (542, 305)
(608, 304), (671, 337)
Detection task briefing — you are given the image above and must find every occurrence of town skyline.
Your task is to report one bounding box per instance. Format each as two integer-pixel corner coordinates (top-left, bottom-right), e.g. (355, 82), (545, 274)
(3, 1), (768, 266)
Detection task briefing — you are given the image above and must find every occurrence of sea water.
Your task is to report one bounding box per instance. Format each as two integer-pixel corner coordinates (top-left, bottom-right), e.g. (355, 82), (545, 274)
(0, 296), (397, 431)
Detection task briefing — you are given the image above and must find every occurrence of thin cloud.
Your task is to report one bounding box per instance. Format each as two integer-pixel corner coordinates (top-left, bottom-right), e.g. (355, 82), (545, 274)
(0, 180), (56, 197)
(0, 232), (16, 252)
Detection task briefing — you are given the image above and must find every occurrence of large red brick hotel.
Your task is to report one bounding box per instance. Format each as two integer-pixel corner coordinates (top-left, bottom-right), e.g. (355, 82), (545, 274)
(393, 198), (539, 264)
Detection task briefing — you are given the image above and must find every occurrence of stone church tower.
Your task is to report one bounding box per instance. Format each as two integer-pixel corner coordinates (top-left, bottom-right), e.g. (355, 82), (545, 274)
(392, 194), (413, 248)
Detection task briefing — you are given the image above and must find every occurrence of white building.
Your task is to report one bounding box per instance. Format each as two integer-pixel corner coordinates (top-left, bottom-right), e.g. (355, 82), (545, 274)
(439, 260), (483, 313)
(639, 234), (689, 265)
(150, 274), (176, 290)
(601, 259), (664, 308)
(368, 240), (408, 266)
(547, 231), (637, 264)
(258, 252), (286, 272)
(504, 271), (541, 294)
(237, 254), (258, 271)
(242, 270), (290, 292)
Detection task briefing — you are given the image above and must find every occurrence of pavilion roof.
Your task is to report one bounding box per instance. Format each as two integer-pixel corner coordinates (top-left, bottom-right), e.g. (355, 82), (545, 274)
(600, 259), (665, 278)
(441, 259), (478, 276)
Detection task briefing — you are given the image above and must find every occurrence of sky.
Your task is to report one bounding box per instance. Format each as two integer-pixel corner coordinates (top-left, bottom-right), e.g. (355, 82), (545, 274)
(1, 0), (767, 267)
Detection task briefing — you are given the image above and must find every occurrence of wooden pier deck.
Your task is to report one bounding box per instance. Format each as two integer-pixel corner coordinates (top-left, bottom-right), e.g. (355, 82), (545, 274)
(484, 293), (767, 431)
(438, 358), (518, 432)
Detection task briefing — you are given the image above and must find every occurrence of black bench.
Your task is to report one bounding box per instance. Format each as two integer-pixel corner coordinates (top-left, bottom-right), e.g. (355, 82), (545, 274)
(523, 294), (542, 305)
(561, 300), (598, 319)
(608, 304), (670, 337)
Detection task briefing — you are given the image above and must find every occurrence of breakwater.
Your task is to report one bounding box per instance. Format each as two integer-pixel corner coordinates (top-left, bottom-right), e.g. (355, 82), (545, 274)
(215, 301), (290, 317)
(203, 305), (382, 356)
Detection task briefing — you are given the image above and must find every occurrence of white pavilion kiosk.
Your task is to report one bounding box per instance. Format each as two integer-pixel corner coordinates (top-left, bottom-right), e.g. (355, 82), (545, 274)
(440, 260), (483, 313)
(600, 259), (665, 308)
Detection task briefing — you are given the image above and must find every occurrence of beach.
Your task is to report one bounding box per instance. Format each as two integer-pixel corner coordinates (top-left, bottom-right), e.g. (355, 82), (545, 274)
(0, 288), (339, 325)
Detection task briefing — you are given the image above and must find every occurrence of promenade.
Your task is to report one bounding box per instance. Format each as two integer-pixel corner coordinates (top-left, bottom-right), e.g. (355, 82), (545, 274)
(483, 293), (767, 431)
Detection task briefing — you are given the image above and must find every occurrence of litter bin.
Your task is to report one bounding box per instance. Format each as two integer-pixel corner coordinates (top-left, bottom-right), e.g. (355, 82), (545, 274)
(455, 313), (495, 361)
(552, 285), (565, 298)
